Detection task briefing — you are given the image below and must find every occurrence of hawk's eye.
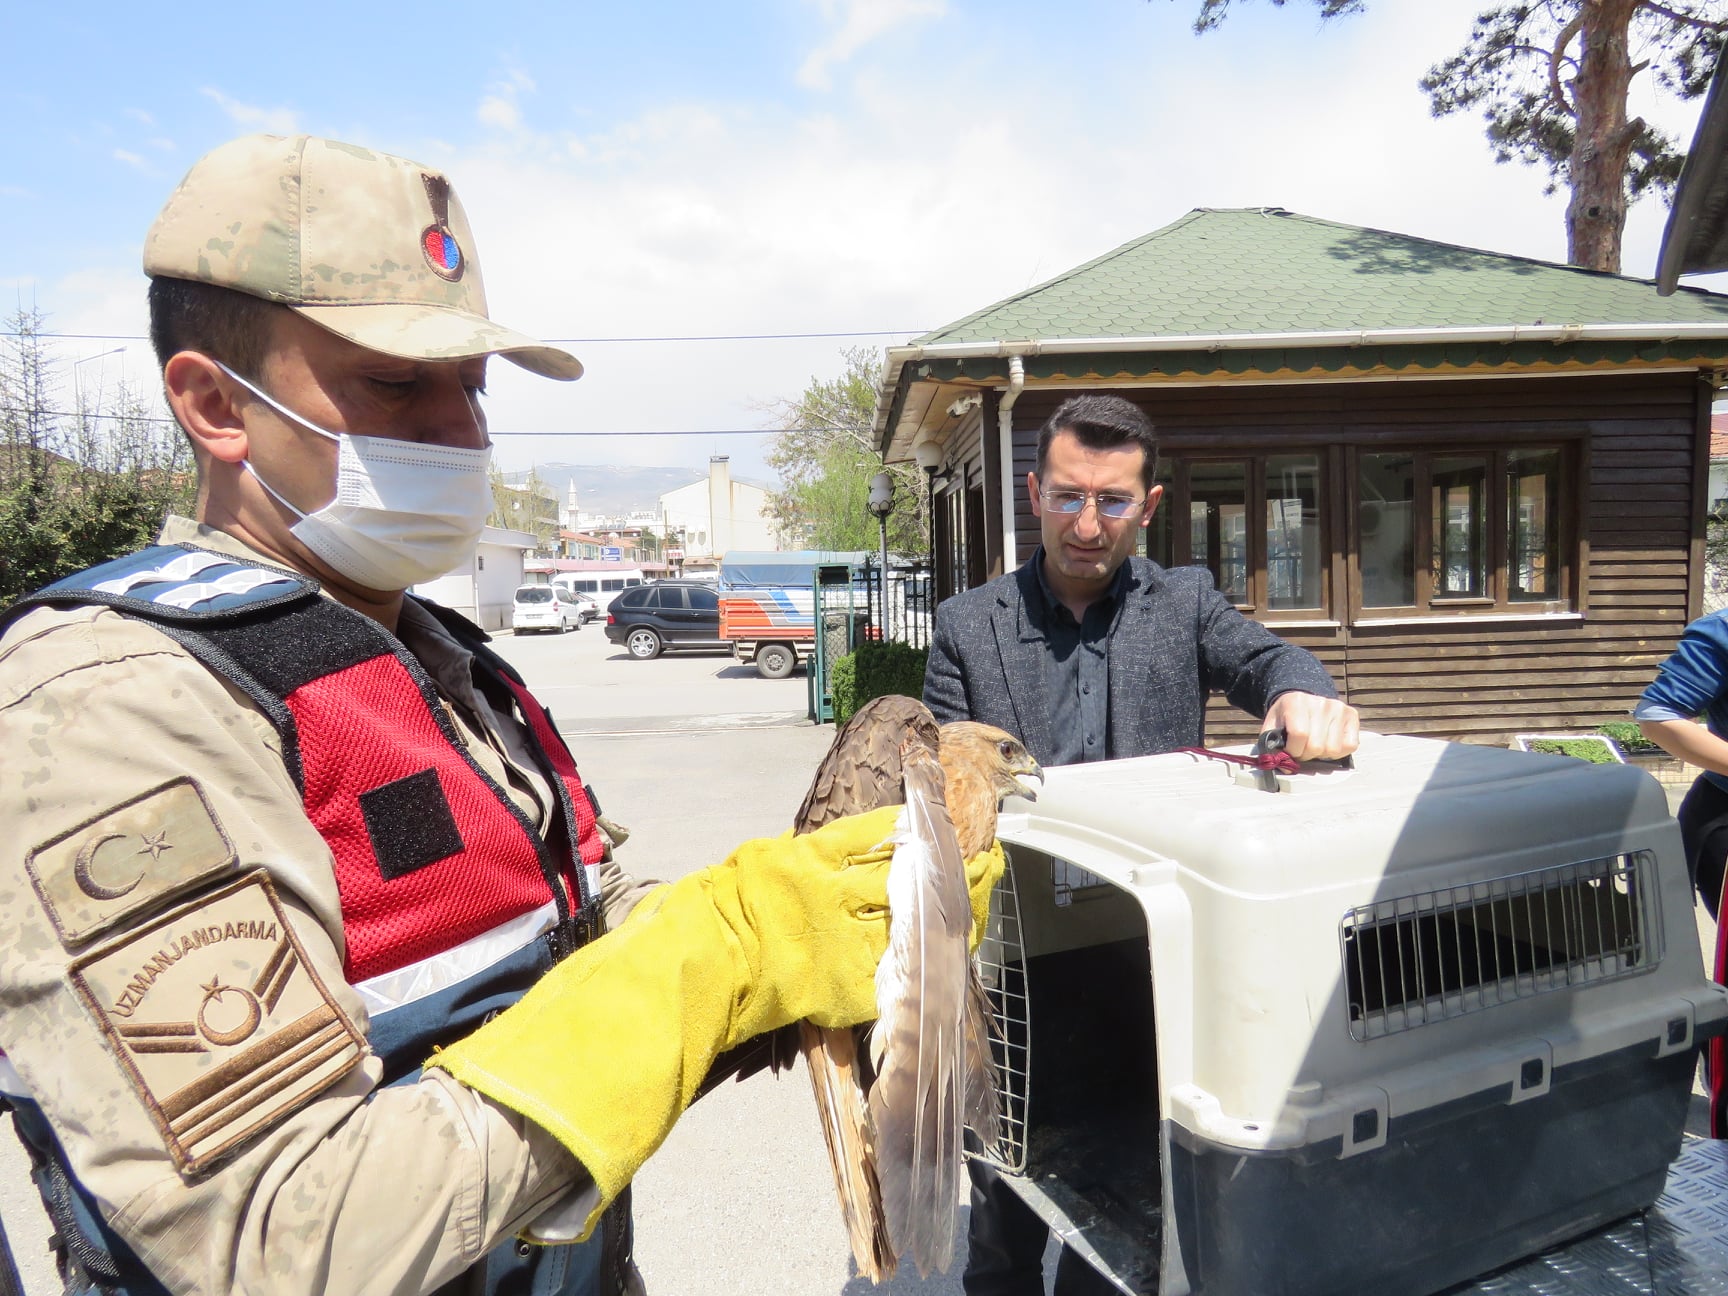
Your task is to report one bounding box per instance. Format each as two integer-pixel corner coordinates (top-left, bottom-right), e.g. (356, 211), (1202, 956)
(997, 741), (1014, 759)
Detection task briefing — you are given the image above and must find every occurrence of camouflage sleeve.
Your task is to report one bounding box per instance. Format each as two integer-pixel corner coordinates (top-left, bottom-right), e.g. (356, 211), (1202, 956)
(0, 605), (588, 1295)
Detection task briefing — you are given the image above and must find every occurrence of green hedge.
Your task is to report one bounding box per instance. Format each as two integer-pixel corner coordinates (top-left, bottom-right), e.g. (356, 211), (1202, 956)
(832, 641), (929, 724)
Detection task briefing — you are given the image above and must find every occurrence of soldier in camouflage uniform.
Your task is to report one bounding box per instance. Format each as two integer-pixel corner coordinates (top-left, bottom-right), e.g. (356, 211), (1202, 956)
(0, 134), (997, 1296)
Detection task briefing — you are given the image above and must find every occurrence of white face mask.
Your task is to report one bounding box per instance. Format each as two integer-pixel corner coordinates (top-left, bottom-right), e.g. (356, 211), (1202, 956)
(218, 362), (494, 592)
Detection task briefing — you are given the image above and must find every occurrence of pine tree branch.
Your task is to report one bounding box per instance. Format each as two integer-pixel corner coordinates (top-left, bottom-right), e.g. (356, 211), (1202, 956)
(1550, 11), (1585, 115)
(1637, 0), (1728, 33)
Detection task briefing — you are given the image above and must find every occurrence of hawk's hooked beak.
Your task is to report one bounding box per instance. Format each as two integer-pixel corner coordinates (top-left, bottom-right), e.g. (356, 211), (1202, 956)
(1006, 758), (1044, 804)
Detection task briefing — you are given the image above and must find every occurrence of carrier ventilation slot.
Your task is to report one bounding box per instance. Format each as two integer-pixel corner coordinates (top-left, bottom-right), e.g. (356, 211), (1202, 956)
(975, 851), (1030, 1171)
(1341, 851), (1658, 1042)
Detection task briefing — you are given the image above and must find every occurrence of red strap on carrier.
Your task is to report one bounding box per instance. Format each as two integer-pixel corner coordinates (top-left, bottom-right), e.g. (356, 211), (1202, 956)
(1176, 745), (1304, 775)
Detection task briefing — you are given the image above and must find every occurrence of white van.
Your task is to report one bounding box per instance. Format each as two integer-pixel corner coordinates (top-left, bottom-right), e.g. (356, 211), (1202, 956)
(551, 571), (646, 599)
(511, 584), (582, 634)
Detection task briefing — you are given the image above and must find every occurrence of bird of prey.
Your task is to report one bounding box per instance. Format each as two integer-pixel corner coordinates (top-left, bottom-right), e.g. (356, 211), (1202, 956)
(792, 694), (1044, 1281)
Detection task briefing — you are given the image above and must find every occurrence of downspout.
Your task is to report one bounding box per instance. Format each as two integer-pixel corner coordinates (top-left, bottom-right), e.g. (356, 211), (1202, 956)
(998, 355), (1025, 572)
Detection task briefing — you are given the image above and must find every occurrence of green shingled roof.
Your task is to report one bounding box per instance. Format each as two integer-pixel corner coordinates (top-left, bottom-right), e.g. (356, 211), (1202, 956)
(916, 208), (1728, 345)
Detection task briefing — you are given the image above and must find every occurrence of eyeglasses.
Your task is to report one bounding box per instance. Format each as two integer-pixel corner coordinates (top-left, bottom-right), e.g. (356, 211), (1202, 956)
(1038, 488), (1145, 519)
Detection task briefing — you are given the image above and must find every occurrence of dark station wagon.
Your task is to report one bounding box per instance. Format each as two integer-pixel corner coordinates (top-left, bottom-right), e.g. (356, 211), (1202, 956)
(603, 580), (725, 660)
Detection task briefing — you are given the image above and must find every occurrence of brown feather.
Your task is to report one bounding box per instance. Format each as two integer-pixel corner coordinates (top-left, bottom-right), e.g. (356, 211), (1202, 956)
(868, 744), (971, 1276)
(788, 696), (1038, 1282)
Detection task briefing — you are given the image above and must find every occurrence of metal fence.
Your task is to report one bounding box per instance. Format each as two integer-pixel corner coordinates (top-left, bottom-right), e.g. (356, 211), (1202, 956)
(859, 555), (933, 650)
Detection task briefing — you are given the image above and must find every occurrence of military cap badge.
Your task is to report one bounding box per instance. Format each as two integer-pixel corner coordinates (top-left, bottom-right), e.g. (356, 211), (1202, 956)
(420, 174), (464, 281)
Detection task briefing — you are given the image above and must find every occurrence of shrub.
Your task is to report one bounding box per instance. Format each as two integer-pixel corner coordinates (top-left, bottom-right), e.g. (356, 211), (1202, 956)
(830, 652), (858, 723)
(1528, 737), (1620, 764)
(831, 641), (929, 724)
(1597, 720), (1659, 753)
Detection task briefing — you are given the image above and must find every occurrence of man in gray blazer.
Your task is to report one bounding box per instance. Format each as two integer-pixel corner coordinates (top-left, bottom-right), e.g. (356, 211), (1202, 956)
(925, 392), (1357, 1295)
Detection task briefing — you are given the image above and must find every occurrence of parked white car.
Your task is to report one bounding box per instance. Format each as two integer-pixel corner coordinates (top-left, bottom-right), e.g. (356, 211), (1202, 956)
(567, 590), (601, 624)
(511, 584), (582, 634)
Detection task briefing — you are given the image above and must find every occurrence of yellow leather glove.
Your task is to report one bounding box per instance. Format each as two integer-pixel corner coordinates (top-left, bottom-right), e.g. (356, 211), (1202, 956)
(430, 806), (902, 1237)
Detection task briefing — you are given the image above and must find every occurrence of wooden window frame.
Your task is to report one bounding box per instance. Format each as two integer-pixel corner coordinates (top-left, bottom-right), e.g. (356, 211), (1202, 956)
(1149, 449), (1335, 622)
(1345, 441), (1579, 623)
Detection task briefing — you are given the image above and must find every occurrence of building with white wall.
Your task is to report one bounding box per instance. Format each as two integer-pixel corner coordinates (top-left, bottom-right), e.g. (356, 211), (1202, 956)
(411, 526), (538, 631)
(658, 455), (779, 562)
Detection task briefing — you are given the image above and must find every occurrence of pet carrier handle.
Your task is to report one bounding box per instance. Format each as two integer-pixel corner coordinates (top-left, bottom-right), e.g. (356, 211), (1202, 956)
(1254, 726), (1355, 773)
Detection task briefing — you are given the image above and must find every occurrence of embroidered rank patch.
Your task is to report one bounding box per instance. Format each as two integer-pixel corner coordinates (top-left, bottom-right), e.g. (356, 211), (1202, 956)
(69, 870), (363, 1176)
(28, 778), (237, 948)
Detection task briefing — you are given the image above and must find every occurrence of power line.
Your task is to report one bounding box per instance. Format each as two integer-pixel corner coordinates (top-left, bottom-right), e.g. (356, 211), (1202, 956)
(2, 408), (178, 425)
(5, 328), (927, 345)
(1, 408), (839, 437)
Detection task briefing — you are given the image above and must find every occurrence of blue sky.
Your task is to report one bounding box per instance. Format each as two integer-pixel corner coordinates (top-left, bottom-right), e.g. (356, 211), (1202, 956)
(4, 0), (1721, 484)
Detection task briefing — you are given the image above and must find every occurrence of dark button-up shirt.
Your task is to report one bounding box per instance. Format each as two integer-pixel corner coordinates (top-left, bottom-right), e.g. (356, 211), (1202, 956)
(1028, 547), (1131, 765)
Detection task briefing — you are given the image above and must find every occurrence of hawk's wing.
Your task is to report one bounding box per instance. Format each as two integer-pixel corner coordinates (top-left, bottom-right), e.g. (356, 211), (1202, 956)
(793, 694), (940, 1282)
(793, 694), (940, 833)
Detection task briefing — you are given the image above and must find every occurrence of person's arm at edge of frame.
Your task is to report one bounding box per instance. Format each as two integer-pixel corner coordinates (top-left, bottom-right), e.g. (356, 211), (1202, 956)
(1636, 612), (1728, 776)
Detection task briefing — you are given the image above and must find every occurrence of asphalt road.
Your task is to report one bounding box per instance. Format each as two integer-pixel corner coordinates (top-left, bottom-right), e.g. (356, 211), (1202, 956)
(0, 621), (985, 1295)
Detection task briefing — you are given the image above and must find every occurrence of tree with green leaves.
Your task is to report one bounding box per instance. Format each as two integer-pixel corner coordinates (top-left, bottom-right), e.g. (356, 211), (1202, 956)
(1183, 0), (1728, 273)
(487, 465), (561, 552)
(763, 346), (928, 553)
(0, 308), (196, 605)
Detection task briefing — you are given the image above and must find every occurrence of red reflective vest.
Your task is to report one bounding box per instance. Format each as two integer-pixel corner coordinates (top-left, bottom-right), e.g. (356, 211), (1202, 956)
(17, 544), (606, 981)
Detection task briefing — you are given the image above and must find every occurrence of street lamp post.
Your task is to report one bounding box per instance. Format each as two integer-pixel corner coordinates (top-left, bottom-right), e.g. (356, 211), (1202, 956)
(912, 439), (943, 556)
(867, 470), (894, 630)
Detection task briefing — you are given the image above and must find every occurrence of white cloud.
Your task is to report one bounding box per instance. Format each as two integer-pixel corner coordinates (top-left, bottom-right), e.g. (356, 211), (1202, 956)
(797, 0), (945, 91)
(112, 149), (150, 173)
(34, 0), (1728, 486)
(478, 96), (521, 130)
(200, 88), (300, 136)
(477, 68), (537, 132)
(123, 107), (155, 127)
(441, 0), (1719, 480)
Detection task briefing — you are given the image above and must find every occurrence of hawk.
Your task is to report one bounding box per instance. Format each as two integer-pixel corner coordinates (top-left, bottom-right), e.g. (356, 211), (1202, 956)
(792, 694), (1043, 1281)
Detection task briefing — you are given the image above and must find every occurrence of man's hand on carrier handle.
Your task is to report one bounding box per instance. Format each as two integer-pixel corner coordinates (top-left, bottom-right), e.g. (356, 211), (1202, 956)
(1264, 692), (1360, 763)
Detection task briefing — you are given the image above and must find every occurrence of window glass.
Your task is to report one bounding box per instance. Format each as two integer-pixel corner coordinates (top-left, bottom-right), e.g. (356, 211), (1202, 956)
(1189, 460), (1248, 603)
(516, 588), (552, 604)
(1265, 454), (1321, 610)
(1508, 449), (1560, 601)
(657, 587), (686, 610)
(603, 579), (625, 591)
(1359, 453), (1415, 607)
(1431, 455), (1488, 598)
(688, 587), (718, 611)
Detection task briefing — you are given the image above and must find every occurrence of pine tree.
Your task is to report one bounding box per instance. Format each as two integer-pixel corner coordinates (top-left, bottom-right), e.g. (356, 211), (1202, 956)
(1185, 0), (1728, 271)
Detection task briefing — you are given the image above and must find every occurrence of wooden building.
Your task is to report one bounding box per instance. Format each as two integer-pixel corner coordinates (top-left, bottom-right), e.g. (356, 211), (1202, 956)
(874, 208), (1728, 745)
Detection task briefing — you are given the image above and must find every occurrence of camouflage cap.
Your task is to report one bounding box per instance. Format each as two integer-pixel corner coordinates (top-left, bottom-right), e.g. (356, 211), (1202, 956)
(143, 134), (582, 380)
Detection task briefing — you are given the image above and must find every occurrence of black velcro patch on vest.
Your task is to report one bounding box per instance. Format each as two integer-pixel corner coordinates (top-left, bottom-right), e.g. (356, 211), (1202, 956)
(199, 598), (393, 697)
(358, 769), (465, 880)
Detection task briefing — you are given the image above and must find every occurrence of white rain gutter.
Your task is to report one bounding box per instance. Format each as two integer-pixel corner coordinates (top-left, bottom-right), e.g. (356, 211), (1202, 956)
(997, 355), (1025, 573)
